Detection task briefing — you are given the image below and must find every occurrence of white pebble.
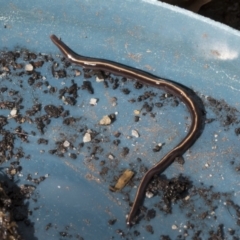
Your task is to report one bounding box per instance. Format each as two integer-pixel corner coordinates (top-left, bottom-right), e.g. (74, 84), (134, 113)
(184, 195), (190, 201)
(96, 76), (104, 82)
(75, 69), (81, 76)
(63, 140), (70, 147)
(134, 110), (140, 115)
(83, 132), (91, 143)
(90, 98), (98, 106)
(146, 191), (154, 198)
(25, 63), (33, 71)
(61, 96), (67, 104)
(132, 129), (140, 138)
(10, 108), (18, 117)
(172, 224), (178, 230)
(108, 154), (114, 160)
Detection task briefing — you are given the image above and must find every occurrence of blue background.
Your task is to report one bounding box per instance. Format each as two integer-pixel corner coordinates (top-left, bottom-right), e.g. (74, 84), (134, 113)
(1, 1), (240, 239)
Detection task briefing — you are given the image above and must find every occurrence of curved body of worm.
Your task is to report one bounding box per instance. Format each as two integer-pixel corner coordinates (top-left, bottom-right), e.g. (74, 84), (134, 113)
(50, 34), (205, 226)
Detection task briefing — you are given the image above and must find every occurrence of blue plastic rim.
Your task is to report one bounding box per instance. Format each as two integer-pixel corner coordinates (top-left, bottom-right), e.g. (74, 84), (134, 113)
(1, 1), (240, 239)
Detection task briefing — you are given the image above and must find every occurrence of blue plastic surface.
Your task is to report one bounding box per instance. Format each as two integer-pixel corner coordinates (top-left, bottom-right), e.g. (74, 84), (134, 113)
(1, 1), (240, 239)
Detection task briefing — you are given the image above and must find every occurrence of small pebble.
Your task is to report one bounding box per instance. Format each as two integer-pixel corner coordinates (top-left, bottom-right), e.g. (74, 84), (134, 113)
(2, 66), (9, 72)
(83, 132), (91, 143)
(61, 96), (67, 104)
(146, 191), (154, 198)
(63, 140), (70, 147)
(69, 153), (77, 159)
(134, 110), (140, 115)
(25, 63), (34, 71)
(184, 195), (190, 201)
(172, 225), (178, 230)
(10, 169), (17, 175)
(108, 154), (114, 160)
(75, 69), (81, 76)
(153, 143), (163, 152)
(131, 129), (140, 138)
(96, 76), (104, 82)
(99, 115), (112, 125)
(90, 98), (98, 106)
(114, 131), (121, 138)
(111, 97), (117, 106)
(10, 108), (18, 117)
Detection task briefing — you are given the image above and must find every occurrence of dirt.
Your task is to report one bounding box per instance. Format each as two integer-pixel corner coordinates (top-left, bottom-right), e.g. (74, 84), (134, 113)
(1, 46), (240, 239)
